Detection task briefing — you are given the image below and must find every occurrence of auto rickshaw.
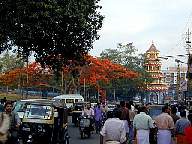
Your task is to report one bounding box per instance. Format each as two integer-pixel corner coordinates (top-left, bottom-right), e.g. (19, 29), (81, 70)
(18, 99), (69, 144)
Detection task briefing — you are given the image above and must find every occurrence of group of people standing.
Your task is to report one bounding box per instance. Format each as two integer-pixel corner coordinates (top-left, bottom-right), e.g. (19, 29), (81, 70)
(99, 101), (192, 144)
(0, 100), (21, 144)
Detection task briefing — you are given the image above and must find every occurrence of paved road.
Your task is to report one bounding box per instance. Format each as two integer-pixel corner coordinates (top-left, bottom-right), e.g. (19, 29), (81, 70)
(68, 116), (100, 144)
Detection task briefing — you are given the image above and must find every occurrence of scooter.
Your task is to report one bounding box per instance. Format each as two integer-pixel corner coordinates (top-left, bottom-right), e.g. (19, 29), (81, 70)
(79, 116), (93, 139)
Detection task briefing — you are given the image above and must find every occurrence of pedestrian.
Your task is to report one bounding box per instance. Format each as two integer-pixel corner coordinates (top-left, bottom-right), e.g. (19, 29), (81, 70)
(184, 110), (192, 144)
(126, 102), (135, 144)
(119, 101), (130, 140)
(155, 105), (174, 144)
(129, 101), (135, 111)
(100, 108), (127, 144)
(94, 103), (103, 133)
(175, 110), (191, 144)
(0, 105), (10, 144)
(133, 106), (153, 144)
(145, 103), (151, 115)
(4, 101), (21, 144)
(170, 105), (180, 124)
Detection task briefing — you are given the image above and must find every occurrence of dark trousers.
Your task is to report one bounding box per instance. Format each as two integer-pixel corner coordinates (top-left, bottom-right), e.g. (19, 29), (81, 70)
(5, 131), (18, 144)
(95, 120), (102, 133)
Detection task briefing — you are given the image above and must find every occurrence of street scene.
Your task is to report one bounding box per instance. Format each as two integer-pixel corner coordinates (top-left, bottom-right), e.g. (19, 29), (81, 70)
(1, 0), (192, 144)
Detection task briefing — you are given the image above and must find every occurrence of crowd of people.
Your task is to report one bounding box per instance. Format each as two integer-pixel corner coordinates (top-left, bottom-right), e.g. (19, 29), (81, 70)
(84, 101), (192, 144)
(1, 98), (192, 144)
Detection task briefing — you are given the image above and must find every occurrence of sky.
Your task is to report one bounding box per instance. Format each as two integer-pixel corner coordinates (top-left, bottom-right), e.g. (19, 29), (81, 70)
(90, 0), (192, 69)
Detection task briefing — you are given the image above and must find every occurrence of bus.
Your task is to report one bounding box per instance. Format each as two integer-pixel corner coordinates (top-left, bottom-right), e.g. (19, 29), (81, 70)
(53, 94), (84, 108)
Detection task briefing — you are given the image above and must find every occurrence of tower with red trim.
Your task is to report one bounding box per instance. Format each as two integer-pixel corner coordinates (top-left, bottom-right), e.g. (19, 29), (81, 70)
(144, 42), (167, 103)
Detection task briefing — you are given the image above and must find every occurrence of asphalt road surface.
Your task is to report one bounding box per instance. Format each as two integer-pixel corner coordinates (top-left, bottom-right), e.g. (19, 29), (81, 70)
(68, 116), (100, 144)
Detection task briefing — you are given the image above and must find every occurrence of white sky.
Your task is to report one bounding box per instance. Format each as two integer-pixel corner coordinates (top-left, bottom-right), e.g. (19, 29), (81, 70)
(90, 0), (192, 69)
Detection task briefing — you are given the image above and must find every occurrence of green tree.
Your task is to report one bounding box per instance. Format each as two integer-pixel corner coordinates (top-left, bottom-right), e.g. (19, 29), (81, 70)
(100, 43), (153, 100)
(0, 51), (24, 73)
(100, 43), (144, 70)
(0, 0), (104, 71)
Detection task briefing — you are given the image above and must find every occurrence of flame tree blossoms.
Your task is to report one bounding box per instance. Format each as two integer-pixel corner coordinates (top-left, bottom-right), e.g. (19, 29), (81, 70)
(0, 55), (138, 101)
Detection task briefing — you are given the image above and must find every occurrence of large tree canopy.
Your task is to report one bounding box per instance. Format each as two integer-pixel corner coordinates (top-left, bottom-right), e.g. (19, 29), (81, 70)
(0, 0), (104, 71)
(100, 43), (153, 99)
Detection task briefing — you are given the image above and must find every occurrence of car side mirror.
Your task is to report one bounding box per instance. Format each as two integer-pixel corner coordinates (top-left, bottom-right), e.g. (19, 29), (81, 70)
(54, 112), (58, 118)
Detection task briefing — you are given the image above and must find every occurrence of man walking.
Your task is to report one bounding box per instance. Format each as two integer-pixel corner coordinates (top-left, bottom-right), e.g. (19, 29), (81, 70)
(4, 101), (21, 144)
(94, 103), (103, 133)
(0, 105), (10, 144)
(120, 101), (130, 139)
(175, 110), (191, 144)
(100, 108), (127, 144)
(133, 106), (153, 144)
(155, 105), (174, 144)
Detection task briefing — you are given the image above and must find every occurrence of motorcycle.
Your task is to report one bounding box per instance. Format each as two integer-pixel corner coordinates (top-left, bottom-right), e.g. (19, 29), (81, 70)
(79, 116), (93, 139)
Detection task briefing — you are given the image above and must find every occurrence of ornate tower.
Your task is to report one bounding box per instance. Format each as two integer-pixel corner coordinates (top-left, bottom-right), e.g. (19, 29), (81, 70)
(144, 43), (167, 103)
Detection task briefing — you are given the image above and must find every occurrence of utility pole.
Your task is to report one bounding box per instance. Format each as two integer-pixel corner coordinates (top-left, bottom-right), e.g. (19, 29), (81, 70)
(186, 28), (192, 102)
(175, 59), (181, 101)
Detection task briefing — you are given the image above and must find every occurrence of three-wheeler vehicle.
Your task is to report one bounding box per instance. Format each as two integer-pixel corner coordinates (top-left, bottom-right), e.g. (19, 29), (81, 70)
(16, 99), (69, 144)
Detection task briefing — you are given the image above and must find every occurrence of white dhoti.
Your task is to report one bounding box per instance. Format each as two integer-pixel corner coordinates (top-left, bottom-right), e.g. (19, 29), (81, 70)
(136, 130), (150, 144)
(122, 120), (129, 133)
(106, 141), (120, 144)
(157, 130), (172, 144)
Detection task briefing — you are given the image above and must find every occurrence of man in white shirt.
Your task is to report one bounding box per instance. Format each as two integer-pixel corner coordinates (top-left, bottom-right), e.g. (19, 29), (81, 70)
(100, 108), (127, 144)
(133, 106), (154, 144)
(82, 103), (94, 117)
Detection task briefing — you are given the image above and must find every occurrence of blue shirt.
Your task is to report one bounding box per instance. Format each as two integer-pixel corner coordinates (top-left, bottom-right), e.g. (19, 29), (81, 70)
(175, 118), (191, 134)
(94, 107), (102, 121)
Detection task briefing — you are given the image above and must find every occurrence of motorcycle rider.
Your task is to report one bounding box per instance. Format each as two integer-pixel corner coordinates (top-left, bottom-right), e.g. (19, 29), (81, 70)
(81, 103), (94, 131)
(82, 103), (94, 117)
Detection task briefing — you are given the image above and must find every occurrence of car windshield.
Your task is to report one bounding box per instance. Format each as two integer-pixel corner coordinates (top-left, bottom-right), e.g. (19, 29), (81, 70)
(13, 101), (26, 112)
(24, 104), (52, 119)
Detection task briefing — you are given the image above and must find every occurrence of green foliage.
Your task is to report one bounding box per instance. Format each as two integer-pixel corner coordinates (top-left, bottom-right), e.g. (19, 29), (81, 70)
(0, 50), (24, 73)
(0, 0), (104, 71)
(100, 42), (153, 98)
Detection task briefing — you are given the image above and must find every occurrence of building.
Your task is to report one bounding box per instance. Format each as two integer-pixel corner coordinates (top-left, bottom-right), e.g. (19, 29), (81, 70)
(144, 43), (168, 104)
(162, 66), (187, 99)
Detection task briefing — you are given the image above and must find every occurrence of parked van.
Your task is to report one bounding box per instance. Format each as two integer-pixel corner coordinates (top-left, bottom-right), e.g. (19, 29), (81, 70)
(53, 94), (84, 108)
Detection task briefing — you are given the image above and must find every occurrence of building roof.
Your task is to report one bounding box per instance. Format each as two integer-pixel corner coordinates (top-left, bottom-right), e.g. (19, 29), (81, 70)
(146, 43), (159, 52)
